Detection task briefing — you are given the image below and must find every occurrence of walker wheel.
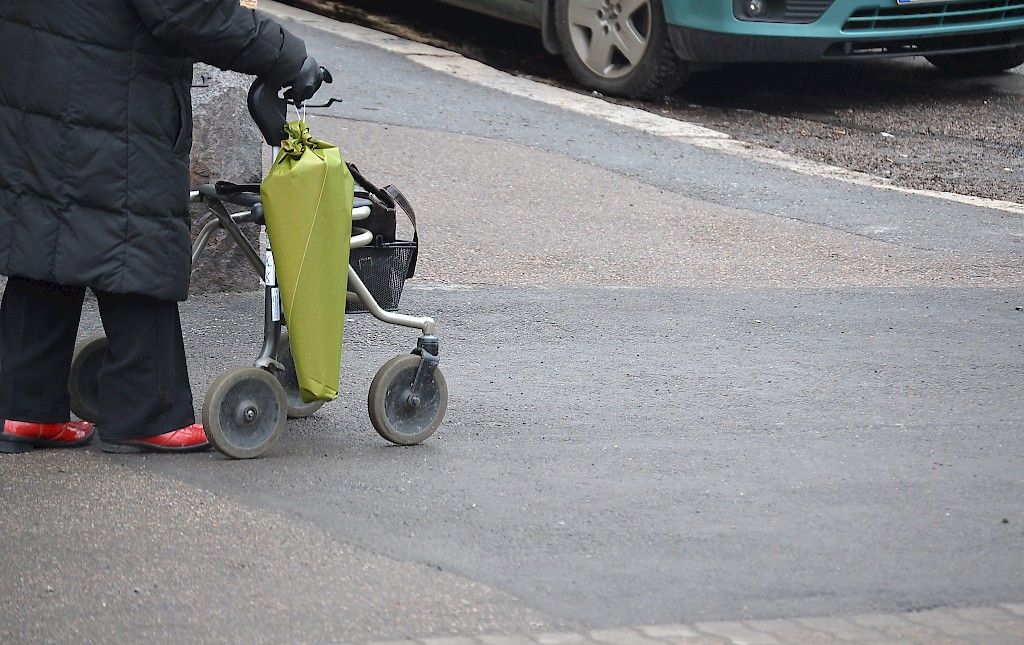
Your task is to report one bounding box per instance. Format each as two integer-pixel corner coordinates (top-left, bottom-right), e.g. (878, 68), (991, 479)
(202, 367), (288, 459)
(275, 331), (326, 419)
(69, 334), (108, 422)
(368, 354), (448, 446)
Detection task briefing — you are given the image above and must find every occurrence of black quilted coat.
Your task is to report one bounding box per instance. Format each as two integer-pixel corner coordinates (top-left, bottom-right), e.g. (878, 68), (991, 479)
(0, 1), (306, 301)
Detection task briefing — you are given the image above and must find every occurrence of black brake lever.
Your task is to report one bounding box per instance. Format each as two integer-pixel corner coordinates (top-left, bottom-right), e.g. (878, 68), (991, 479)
(300, 97), (343, 109)
(288, 67), (339, 109)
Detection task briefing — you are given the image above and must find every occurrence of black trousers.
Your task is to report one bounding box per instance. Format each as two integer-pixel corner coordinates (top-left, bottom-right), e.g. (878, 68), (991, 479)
(0, 277), (194, 441)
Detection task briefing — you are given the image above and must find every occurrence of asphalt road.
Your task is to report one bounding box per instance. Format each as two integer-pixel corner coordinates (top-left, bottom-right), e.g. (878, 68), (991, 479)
(1, 3), (1023, 642)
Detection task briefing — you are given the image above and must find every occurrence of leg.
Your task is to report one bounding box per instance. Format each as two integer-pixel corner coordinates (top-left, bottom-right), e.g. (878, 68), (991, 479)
(0, 277), (85, 422)
(94, 291), (195, 441)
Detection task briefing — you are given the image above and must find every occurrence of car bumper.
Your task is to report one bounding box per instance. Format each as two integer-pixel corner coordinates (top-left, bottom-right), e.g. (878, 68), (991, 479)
(664, 0), (1024, 62)
(669, 24), (1024, 62)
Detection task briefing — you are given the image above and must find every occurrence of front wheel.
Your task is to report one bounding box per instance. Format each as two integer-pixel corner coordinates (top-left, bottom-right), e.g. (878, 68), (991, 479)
(926, 48), (1024, 75)
(368, 354), (448, 446)
(555, 0), (688, 99)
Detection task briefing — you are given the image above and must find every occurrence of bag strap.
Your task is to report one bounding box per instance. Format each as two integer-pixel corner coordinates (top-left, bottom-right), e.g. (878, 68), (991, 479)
(347, 163), (390, 212)
(347, 163), (419, 278)
(347, 163), (418, 235)
(383, 185), (417, 240)
(383, 185), (419, 279)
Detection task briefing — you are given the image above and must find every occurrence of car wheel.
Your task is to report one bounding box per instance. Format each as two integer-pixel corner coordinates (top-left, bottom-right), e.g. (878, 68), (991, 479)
(554, 0), (688, 99)
(926, 47), (1024, 76)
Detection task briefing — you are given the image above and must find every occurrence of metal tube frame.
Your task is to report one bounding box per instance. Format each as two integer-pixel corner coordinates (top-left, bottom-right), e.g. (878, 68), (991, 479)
(188, 163), (437, 367)
(345, 225), (436, 335)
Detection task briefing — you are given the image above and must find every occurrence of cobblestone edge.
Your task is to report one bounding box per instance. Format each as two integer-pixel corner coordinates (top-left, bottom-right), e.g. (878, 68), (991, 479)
(365, 603), (1024, 645)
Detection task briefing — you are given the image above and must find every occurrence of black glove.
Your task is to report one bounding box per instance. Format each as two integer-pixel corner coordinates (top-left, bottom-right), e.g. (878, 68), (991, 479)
(283, 56), (326, 104)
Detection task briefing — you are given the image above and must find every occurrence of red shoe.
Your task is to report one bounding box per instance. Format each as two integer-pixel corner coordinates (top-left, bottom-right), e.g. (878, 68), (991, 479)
(101, 424), (210, 454)
(0, 420), (95, 453)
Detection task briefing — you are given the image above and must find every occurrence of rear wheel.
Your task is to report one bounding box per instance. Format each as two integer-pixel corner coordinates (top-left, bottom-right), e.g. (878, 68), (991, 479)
(555, 0), (688, 99)
(275, 331), (326, 419)
(69, 335), (107, 423)
(926, 48), (1024, 75)
(203, 367), (288, 459)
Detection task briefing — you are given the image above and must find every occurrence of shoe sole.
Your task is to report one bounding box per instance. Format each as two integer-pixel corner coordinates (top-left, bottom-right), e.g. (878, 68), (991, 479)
(0, 440), (33, 454)
(100, 440), (212, 454)
(0, 433), (95, 454)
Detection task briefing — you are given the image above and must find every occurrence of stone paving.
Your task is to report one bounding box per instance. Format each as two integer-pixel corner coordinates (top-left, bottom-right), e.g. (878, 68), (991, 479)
(367, 604), (1024, 645)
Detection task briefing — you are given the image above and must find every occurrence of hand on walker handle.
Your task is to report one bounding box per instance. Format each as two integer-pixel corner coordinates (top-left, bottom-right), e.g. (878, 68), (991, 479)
(284, 56), (331, 105)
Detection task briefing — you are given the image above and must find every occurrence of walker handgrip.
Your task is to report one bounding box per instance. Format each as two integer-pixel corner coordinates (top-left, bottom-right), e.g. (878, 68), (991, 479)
(247, 70), (340, 146)
(247, 80), (288, 147)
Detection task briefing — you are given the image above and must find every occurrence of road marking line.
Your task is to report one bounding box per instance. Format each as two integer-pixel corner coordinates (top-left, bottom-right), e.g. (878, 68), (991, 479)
(265, 0), (1024, 217)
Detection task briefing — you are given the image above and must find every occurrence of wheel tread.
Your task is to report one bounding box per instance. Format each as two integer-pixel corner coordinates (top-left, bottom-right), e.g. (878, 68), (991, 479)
(632, 41), (688, 100)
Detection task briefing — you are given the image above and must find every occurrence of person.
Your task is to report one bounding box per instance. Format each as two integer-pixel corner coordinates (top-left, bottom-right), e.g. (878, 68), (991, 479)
(0, 0), (324, 453)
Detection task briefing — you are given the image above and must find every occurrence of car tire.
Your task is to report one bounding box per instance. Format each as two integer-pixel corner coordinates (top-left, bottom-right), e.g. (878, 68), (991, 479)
(926, 47), (1024, 76)
(554, 0), (688, 99)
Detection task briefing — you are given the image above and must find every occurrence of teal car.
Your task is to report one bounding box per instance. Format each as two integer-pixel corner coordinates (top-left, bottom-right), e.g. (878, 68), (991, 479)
(438, 0), (1024, 98)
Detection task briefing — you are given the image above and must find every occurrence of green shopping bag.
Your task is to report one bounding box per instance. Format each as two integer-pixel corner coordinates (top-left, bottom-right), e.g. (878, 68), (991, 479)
(261, 121), (354, 402)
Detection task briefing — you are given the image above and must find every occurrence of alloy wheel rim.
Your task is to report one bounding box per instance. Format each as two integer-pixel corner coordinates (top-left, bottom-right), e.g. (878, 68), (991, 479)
(567, 0), (652, 80)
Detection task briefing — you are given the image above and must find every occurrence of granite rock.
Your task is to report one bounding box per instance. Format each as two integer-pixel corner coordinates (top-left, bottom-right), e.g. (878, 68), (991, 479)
(188, 64), (264, 295)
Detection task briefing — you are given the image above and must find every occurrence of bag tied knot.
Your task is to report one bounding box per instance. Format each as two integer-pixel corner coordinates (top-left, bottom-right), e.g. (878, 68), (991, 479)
(279, 121), (321, 159)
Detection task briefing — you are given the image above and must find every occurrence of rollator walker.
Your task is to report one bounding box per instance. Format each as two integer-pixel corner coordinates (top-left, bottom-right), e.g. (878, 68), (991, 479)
(67, 73), (449, 459)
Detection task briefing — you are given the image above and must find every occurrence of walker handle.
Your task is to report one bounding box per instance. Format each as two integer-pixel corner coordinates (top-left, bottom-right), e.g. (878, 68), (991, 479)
(247, 80), (288, 147)
(247, 68), (339, 147)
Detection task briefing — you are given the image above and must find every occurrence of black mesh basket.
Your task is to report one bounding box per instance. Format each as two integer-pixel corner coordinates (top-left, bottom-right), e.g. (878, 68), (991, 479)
(345, 165), (420, 314)
(347, 243), (416, 313)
